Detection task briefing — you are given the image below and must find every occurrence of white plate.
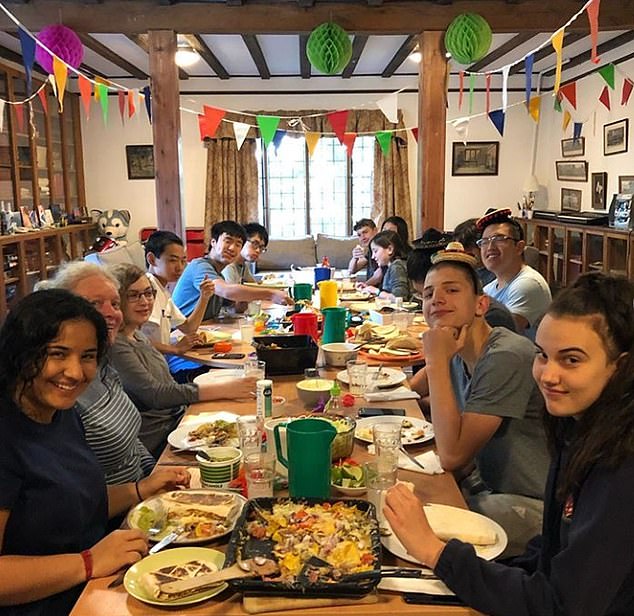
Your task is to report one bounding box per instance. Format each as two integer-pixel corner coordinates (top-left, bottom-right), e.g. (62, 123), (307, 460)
(355, 415), (434, 446)
(337, 367), (406, 389)
(381, 504), (508, 565)
(377, 568), (454, 596)
(167, 412), (239, 450)
(193, 369), (245, 385)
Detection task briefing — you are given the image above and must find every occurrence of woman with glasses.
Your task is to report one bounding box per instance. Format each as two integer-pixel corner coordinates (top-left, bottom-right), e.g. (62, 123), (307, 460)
(108, 264), (258, 458)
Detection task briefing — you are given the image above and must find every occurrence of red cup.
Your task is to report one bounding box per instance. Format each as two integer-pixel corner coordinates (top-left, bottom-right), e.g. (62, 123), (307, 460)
(291, 312), (319, 342)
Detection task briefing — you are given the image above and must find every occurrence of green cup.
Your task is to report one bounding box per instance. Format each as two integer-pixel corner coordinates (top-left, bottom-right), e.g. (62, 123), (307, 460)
(292, 283), (313, 308)
(274, 418), (336, 499)
(321, 306), (347, 344)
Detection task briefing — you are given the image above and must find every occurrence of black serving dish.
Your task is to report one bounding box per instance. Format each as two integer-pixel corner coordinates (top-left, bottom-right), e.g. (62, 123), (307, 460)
(253, 334), (319, 376)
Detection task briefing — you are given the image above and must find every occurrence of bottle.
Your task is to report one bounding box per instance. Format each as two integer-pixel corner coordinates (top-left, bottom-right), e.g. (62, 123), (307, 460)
(321, 256), (330, 267)
(263, 379), (273, 419)
(327, 381), (341, 413)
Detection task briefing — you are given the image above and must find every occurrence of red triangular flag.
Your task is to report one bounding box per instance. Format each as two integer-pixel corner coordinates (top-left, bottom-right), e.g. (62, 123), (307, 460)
(118, 91), (126, 123)
(559, 82), (577, 109)
(622, 78), (634, 106)
(38, 88), (48, 115)
(410, 127), (419, 142)
(78, 75), (92, 119)
(14, 104), (24, 132)
(197, 114), (210, 141)
(327, 110), (349, 145)
(586, 0), (601, 64)
(201, 106), (226, 139)
(127, 90), (136, 119)
(458, 70), (465, 111)
(342, 132), (356, 158)
(599, 86), (610, 110)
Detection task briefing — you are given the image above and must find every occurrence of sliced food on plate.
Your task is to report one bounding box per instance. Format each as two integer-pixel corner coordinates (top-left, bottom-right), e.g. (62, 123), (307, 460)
(141, 560), (218, 601)
(355, 416), (434, 445)
(193, 329), (232, 347)
(187, 419), (237, 446)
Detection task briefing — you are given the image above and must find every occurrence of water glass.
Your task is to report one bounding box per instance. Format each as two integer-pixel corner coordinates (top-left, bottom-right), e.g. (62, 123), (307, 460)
(372, 422), (402, 468)
(393, 311), (410, 333)
(347, 359), (367, 396)
(240, 321), (255, 344)
(364, 460), (397, 526)
(244, 359), (266, 380)
(237, 415), (262, 456)
(244, 452), (276, 498)
(247, 300), (262, 317)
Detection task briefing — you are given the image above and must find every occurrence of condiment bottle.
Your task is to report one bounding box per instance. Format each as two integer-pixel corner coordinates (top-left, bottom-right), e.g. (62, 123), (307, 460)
(327, 381), (341, 413)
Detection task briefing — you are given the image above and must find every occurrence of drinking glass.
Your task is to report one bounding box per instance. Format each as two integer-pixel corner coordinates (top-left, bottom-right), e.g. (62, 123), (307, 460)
(244, 452), (276, 498)
(372, 422), (402, 468)
(346, 359), (367, 396)
(240, 321), (255, 344)
(244, 359), (266, 380)
(237, 415), (262, 456)
(392, 311), (410, 333)
(364, 460), (397, 526)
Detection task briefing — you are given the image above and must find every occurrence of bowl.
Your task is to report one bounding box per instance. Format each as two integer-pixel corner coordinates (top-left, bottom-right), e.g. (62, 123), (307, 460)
(321, 415), (356, 460)
(322, 342), (359, 367)
(296, 378), (335, 408)
(196, 446), (242, 488)
(331, 483), (367, 496)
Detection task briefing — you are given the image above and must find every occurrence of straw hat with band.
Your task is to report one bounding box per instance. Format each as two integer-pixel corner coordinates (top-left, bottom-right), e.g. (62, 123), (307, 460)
(431, 242), (478, 267)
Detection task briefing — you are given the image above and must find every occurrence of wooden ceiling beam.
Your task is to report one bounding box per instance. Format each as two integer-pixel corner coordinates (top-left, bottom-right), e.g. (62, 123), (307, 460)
(126, 32), (188, 80)
(2, 1), (631, 35)
(242, 34), (270, 79)
(467, 31), (537, 73)
(299, 34), (311, 79)
(183, 34), (229, 79)
(508, 31), (585, 75)
(77, 32), (149, 79)
(342, 34), (368, 79)
(382, 35), (417, 78)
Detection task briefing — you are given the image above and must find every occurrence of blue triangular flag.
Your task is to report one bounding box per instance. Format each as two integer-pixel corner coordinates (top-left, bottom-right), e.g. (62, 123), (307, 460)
(525, 53), (534, 108)
(142, 85), (152, 124)
(18, 28), (36, 95)
(488, 109), (505, 136)
(573, 122), (583, 139)
(272, 129), (286, 154)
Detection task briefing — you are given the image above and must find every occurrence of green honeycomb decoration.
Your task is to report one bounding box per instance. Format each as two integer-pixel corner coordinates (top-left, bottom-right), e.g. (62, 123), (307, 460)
(306, 22), (353, 75)
(444, 13), (492, 65)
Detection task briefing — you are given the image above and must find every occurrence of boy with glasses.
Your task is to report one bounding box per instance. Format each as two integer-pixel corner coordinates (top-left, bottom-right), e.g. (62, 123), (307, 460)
(222, 222), (269, 285)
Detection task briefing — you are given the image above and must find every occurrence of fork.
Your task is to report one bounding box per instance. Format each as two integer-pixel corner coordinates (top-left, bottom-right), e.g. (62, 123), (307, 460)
(366, 364), (384, 393)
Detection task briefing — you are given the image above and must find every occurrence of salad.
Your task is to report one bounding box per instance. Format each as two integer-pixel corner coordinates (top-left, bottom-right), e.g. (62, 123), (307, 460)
(331, 458), (365, 489)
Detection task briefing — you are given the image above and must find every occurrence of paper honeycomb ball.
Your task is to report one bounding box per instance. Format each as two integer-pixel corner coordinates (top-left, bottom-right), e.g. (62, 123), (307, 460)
(444, 13), (492, 65)
(35, 24), (84, 74)
(306, 22), (352, 75)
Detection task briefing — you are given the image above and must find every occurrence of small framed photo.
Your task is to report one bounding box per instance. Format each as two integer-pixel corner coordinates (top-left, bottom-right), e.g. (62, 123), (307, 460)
(556, 160), (588, 182)
(561, 137), (585, 158)
(603, 119), (629, 156)
(591, 172), (608, 210)
(618, 175), (634, 194)
(451, 141), (499, 176)
(125, 145), (155, 180)
(561, 188), (583, 212)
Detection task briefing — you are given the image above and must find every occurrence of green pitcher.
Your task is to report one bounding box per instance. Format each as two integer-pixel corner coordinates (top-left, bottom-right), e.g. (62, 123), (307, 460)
(321, 306), (347, 344)
(274, 418), (335, 498)
(291, 283), (313, 309)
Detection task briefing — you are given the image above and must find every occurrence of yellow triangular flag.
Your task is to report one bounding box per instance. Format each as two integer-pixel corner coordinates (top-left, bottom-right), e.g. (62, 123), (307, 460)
(305, 131), (321, 157)
(528, 96), (541, 123)
(563, 110), (571, 132)
(551, 29), (565, 94)
(52, 56), (67, 112)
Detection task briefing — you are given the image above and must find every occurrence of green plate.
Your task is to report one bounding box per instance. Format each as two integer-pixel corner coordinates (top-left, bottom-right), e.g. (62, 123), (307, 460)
(124, 547), (227, 606)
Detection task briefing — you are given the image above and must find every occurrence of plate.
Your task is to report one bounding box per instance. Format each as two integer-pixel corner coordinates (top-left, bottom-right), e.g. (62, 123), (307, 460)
(245, 280), (290, 289)
(126, 489), (247, 544)
(167, 412), (239, 450)
(336, 366), (406, 389)
(355, 415), (434, 446)
(358, 349), (424, 363)
(340, 292), (371, 302)
(193, 369), (245, 385)
(123, 547), (227, 606)
(381, 504), (508, 563)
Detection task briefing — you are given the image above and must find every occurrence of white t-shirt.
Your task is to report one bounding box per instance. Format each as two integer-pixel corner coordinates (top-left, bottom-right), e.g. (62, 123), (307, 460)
(141, 272), (187, 344)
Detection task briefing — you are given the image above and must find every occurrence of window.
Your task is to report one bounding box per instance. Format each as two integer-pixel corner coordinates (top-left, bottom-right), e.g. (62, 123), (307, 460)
(257, 135), (373, 238)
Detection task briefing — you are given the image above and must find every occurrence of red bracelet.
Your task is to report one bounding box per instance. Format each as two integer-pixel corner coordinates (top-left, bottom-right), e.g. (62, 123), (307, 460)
(80, 549), (93, 581)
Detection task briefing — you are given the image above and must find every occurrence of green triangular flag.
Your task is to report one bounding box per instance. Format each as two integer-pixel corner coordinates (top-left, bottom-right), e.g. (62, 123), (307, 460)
(597, 64), (615, 89)
(554, 95), (562, 112)
(97, 83), (109, 125)
(256, 115), (281, 147)
(375, 131), (392, 156)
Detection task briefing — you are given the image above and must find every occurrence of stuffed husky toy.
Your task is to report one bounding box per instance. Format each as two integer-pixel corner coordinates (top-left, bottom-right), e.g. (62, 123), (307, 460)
(90, 209), (131, 246)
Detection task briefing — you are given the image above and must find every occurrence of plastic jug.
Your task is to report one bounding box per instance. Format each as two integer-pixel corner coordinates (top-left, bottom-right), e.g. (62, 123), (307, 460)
(314, 266), (331, 287)
(274, 418), (336, 498)
(321, 306), (347, 344)
(291, 283), (313, 309)
(291, 312), (319, 342)
(318, 280), (338, 309)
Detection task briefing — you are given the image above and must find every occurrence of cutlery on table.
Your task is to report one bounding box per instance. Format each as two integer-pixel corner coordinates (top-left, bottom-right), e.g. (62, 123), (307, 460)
(399, 446), (427, 472)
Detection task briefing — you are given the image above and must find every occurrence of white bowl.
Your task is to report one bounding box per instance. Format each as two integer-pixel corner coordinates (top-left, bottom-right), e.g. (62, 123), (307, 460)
(331, 483), (367, 496)
(296, 378), (335, 407)
(322, 342), (359, 367)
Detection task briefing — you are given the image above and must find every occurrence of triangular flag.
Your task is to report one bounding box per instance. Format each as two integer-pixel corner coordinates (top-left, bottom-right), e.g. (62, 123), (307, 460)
(304, 131), (321, 157)
(327, 110), (348, 144)
(38, 88), (48, 115)
(485, 73), (491, 114)
(551, 29), (565, 94)
(453, 118), (469, 144)
(586, 0), (601, 64)
(458, 70), (464, 110)
(142, 86), (151, 123)
(377, 93), (398, 124)
(97, 83), (109, 125)
(53, 56), (67, 112)
(560, 82), (577, 109)
(272, 130), (286, 153)
(468, 73), (475, 115)
(528, 96), (541, 123)
(525, 54), (534, 108)
(128, 89), (136, 118)
(14, 104), (24, 132)
(0, 101), (4, 133)
(502, 65), (510, 112)
(233, 122), (250, 150)
(256, 115), (281, 148)
(78, 75), (92, 119)
(573, 122), (583, 140)
(342, 132), (356, 158)
(197, 114), (207, 141)
(488, 109), (505, 136)
(18, 28), (35, 95)
(599, 85), (611, 110)
(375, 131), (392, 156)
(118, 91), (126, 123)
(201, 106), (225, 139)
(563, 110), (572, 132)
(554, 94), (562, 112)
(598, 64), (615, 89)
(622, 78), (634, 106)
(410, 127), (419, 142)
(47, 74), (57, 98)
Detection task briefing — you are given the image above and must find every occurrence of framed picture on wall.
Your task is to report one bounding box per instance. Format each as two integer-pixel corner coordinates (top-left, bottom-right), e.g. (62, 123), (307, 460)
(451, 141), (499, 176)
(555, 160), (588, 182)
(561, 188), (583, 212)
(603, 119), (629, 156)
(561, 137), (585, 157)
(591, 172), (608, 210)
(126, 145), (155, 180)
(618, 175), (634, 194)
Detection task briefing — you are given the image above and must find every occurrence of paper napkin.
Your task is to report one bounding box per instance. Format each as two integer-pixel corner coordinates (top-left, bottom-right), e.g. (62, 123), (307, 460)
(363, 386), (420, 402)
(367, 445), (444, 475)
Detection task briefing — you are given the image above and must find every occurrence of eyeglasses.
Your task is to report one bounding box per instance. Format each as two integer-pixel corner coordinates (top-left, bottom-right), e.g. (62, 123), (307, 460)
(126, 288), (157, 303)
(476, 234), (518, 248)
(247, 240), (268, 253)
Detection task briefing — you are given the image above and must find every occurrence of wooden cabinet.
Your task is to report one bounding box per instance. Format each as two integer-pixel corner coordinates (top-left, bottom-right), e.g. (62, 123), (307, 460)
(517, 218), (633, 289)
(0, 224), (96, 322)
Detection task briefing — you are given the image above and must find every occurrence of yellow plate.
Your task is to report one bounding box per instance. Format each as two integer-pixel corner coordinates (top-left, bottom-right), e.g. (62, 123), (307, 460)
(124, 547), (227, 606)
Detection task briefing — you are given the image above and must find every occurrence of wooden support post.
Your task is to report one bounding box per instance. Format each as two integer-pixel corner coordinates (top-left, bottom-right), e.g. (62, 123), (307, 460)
(148, 30), (185, 238)
(418, 31), (447, 232)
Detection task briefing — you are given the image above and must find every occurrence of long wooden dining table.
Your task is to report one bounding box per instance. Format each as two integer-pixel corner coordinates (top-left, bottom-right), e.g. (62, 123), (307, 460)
(71, 357), (482, 615)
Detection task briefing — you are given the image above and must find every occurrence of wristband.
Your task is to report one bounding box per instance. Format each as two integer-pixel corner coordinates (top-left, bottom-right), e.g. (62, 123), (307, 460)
(80, 549), (93, 581)
(135, 480), (143, 503)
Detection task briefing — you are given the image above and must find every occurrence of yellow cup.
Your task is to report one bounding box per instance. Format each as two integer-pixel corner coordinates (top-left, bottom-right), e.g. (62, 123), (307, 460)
(318, 280), (338, 309)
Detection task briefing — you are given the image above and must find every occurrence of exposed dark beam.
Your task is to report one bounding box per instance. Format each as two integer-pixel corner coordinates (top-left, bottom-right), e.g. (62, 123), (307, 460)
(126, 33), (188, 80)
(183, 34), (229, 80)
(382, 35), (417, 78)
(468, 31), (537, 73)
(509, 31), (585, 75)
(299, 34), (310, 79)
(297, 0), (315, 6)
(342, 34), (368, 79)
(0, 43), (32, 67)
(242, 34), (270, 80)
(542, 30), (634, 77)
(77, 32), (149, 79)
(560, 43), (634, 89)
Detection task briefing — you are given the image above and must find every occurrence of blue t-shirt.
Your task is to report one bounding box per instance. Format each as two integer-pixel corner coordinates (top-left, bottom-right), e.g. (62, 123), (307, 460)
(0, 400), (108, 616)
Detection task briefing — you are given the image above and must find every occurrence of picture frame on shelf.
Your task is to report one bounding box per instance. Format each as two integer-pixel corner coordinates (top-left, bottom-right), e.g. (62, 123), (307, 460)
(125, 145), (155, 180)
(451, 141), (499, 176)
(561, 137), (585, 158)
(608, 193), (634, 229)
(556, 160), (588, 182)
(561, 188), (583, 212)
(618, 175), (634, 195)
(591, 172), (608, 210)
(603, 119), (629, 156)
